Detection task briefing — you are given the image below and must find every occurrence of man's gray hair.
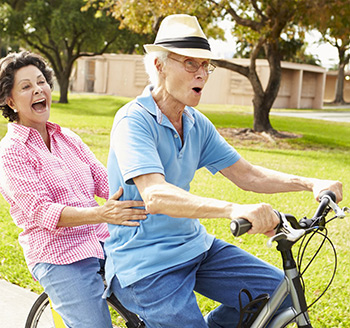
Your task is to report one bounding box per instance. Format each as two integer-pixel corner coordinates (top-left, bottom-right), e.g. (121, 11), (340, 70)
(143, 51), (169, 87)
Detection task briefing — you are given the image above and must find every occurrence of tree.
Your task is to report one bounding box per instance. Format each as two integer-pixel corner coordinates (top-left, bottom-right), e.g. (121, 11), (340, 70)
(0, 0), (143, 103)
(85, 0), (317, 135)
(84, 0), (225, 39)
(304, 0), (350, 104)
(234, 36), (321, 66)
(208, 0), (321, 134)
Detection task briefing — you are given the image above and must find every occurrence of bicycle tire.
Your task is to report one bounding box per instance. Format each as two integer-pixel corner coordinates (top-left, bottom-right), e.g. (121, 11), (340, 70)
(25, 292), (54, 328)
(25, 292), (145, 328)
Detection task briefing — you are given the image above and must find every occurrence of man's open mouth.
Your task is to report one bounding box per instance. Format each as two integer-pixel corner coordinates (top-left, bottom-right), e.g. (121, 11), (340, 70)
(192, 87), (202, 94)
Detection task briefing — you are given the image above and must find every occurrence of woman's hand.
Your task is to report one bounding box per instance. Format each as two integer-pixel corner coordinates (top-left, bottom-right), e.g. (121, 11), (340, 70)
(99, 187), (148, 226)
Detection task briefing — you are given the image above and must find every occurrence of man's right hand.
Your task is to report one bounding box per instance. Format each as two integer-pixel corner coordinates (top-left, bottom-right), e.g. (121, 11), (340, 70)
(230, 203), (279, 236)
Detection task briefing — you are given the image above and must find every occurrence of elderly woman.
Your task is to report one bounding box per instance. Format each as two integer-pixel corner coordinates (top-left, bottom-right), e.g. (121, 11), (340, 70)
(0, 51), (147, 328)
(105, 15), (342, 328)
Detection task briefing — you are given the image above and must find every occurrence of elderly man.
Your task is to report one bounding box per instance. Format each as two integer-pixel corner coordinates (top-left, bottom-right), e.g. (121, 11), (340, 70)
(105, 14), (342, 328)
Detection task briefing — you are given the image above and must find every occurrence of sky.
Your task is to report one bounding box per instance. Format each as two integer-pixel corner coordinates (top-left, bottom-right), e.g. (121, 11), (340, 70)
(208, 22), (339, 70)
(304, 30), (339, 69)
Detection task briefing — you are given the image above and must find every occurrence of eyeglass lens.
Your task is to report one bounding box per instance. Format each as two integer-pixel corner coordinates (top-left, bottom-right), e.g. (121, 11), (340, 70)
(185, 60), (215, 74)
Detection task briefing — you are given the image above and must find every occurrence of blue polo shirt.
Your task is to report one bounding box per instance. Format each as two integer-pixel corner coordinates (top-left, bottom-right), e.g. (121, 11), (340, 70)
(105, 86), (241, 288)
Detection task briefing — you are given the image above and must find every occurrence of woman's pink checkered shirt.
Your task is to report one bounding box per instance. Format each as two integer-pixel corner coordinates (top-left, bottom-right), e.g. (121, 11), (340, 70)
(0, 122), (110, 272)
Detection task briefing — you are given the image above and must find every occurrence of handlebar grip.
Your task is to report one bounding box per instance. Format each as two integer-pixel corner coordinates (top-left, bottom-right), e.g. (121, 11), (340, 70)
(300, 190), (336, 228)
(230, 218), (252, 237)
(314, 190), (336, 218)
(319, 190), (336, 202)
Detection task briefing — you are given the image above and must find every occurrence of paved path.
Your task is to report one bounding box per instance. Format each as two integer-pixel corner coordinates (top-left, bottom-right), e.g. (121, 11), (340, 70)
(270, 110), (350, 123)
(0, 279), (39, 328)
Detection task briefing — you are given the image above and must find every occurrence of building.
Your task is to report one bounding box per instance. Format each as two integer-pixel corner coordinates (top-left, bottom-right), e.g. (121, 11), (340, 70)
(70, 54), (347, 109)
(324, 70), (350, 103)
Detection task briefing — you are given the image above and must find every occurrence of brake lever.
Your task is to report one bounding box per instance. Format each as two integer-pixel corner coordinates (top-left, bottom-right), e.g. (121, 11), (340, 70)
(267, 212), (305, 248)
(324, 195), (348, 219)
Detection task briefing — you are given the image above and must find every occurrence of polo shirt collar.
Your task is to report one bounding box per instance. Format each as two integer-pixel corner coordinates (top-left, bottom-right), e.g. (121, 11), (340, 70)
(136, 85), (195, 126)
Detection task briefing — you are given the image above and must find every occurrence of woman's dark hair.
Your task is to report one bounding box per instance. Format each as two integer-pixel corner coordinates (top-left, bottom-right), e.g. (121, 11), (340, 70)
(0, 51), (53, 122)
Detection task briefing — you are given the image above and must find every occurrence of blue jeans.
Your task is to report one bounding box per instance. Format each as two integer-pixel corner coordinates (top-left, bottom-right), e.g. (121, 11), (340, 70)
(33, 257), (113, 328)
(110, 238), (290, 328)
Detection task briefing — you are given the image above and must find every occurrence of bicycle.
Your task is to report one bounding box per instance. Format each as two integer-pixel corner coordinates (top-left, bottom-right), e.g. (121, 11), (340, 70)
(230, 190), (349, 328)
(25, 190), (348, 328)
(25, 275), (145, 328)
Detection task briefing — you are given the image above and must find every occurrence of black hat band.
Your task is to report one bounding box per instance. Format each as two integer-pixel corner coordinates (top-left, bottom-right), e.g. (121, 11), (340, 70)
(155, 36), (211, 51)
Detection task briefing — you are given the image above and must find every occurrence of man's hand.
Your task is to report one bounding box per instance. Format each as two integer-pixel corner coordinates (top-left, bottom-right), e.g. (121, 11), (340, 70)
(230, 203), (279, 236)
(312, 180), (343, 203)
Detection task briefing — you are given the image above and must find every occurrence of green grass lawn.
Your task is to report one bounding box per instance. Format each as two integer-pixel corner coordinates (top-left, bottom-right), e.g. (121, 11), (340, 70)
(1, 93), (350, 326)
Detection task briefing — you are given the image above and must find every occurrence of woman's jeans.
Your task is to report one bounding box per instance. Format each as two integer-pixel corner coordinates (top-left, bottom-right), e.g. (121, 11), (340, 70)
(32, 257), (113, 328)
(110, 238), (290, 328)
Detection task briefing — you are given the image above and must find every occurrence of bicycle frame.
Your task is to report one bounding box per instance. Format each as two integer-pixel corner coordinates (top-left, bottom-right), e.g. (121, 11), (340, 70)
(250, 239), (312, 328)
(48, 297), (66, 328)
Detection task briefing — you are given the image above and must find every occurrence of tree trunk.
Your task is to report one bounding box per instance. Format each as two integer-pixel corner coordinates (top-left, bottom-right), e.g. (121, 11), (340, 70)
(252, 97), (274, 132)
(212, 42), (282, 135)
(250, 44), (282, 134)
(56, 75), (70, 104)
(334, 62), (345, 104)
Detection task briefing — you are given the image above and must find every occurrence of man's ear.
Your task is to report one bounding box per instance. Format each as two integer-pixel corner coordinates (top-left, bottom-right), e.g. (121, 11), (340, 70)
(154, 58), (163, 73)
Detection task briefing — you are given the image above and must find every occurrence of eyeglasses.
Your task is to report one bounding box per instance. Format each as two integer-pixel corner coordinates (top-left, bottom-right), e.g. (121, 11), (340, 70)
(168, 56), (216, 74)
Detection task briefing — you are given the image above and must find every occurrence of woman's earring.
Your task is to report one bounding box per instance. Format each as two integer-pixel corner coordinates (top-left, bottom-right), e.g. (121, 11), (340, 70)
(13, 108), (18, 113)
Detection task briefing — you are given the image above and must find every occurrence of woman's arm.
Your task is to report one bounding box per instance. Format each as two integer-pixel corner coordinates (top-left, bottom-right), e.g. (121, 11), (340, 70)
(58, 187), (147, 227)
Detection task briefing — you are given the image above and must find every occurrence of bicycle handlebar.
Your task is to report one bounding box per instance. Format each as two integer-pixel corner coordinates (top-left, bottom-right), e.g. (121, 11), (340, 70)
(230, 190), (348, 240)
(230, 218), (252, 237)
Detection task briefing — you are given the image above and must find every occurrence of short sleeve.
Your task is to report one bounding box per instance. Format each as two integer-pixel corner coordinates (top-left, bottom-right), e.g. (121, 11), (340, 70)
(111, 111), (165, 185)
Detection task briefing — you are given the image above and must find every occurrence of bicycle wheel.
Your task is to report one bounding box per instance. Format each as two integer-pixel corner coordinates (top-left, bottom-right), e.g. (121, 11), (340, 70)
(25, 292), (144, 328)
(25, 292), (55, 328)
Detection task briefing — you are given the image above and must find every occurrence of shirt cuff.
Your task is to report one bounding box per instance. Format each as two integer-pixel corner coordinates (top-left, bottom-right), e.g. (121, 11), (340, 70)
(40, 203), (66, 235)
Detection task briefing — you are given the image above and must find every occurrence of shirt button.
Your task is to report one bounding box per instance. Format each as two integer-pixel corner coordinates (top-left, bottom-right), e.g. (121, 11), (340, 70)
(174, 134), (178, 138)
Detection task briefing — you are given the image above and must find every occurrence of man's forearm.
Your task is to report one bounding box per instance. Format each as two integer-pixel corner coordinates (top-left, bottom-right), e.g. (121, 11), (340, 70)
(138, 177), (234, 219)
(243, 165), (316, 194)
(221, 158), (315, 194)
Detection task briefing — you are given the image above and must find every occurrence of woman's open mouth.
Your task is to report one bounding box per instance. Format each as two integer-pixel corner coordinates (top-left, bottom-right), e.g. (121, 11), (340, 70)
(32, 99), (47, 112)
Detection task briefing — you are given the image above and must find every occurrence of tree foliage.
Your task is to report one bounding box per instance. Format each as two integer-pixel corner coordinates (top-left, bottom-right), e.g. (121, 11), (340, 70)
(85, 0), (320, 134)
(0, 0), (144, 103)
(303, 0), (350, 104)
(211, 0), (303, 133)
(84, 0), (225, 39)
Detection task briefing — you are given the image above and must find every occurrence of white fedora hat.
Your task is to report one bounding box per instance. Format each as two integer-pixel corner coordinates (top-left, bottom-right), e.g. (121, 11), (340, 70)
(144, 14), (218, 60)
